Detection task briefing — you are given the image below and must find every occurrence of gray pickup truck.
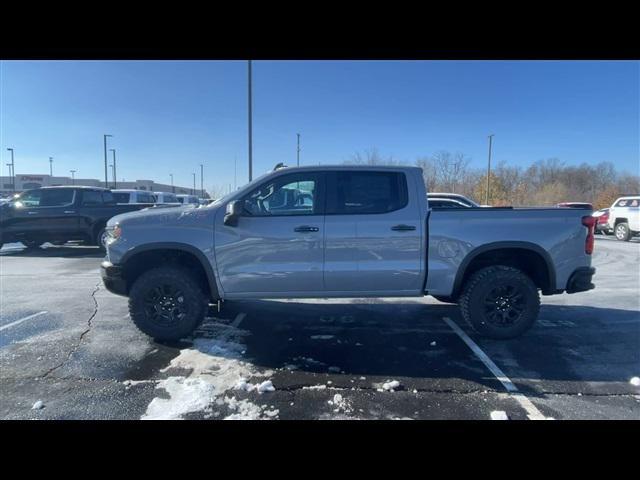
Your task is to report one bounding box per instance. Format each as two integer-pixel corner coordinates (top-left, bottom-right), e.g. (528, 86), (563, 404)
(101, 165), (596, 341)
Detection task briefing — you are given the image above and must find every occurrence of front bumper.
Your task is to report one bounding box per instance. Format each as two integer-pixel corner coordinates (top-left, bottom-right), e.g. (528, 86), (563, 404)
(101, 260), (127, 296)
(566, 266), (596, 294)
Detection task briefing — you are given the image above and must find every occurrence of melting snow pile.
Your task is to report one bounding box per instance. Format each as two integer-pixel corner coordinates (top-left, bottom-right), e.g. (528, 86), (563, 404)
(141, 324), (273, 420)
(381, 380), (401, 392)
(630, 377), (640, 386)
(31, 400), (44, 410)
(490, 410), (509, 420)
(327, 393), (354, 415)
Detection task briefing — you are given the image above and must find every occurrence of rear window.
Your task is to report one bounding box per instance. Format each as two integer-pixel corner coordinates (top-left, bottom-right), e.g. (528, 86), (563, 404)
(327, 171), (408, 215)
(40, 189), (75, 207)
(81, 190), (104, 206)
(113, 192), (130, 203)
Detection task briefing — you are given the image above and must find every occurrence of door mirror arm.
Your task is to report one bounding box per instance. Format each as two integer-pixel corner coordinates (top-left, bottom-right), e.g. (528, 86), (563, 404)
(224, 200), (243, 226)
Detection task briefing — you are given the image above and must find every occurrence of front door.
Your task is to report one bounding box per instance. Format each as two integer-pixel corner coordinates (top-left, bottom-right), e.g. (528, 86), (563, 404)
(215, 171), (325, 296)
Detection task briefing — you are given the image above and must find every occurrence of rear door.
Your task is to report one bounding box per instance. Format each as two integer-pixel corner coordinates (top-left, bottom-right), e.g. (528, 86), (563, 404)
(214, 171), (325, 296)
(323, 170), (423, 294)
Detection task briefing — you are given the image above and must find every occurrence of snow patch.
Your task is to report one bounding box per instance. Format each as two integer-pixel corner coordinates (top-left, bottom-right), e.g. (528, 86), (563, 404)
(381, 380), (401, 391)
(32, 400), (44, 410)
(490, 410), (509, 420)
(257, 380), (275, 393)
(630, 377), (640, 386)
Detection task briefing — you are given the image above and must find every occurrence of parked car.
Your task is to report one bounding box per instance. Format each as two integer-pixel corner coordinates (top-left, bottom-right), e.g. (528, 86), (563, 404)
(606, 195), (640, 241)
(428, 197), (472, 209)
(112, 189), (157, 205)
(153, 192), (181, 205)
(592, 208), (613, 235)
(557, 202), (594, 209)
(176, 194), (200, 206)
(0, 186), (153, 250)
(428, 193), (479, 208)
(101, 165), (596, 342)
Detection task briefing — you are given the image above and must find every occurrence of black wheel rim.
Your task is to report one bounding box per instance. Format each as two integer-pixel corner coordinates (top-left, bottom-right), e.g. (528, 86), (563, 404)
(142, 284), (187, 327)
(483, 284), (526, 327)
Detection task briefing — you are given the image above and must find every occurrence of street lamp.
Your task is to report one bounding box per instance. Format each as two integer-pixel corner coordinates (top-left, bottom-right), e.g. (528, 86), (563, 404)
(6, 148), (15, 192)
(70, 170), (76, 185)
(200, 164), (204, 198)
(49, 157), (54, 176)
(485, 134), (495, 205)
(103, 134), (113, 187)
(109, 149), (117, 189)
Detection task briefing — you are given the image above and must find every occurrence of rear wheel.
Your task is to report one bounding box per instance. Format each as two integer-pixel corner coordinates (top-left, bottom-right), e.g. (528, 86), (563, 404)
(615, 222), (631, 241)
(459, 266), (540, 339)
(128, 266), (207, 341)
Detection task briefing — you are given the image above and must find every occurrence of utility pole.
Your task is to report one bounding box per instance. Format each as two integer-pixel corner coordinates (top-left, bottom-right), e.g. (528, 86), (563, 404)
(170, 174), (174, 193)
(485, 134), (495, 205)
(248, 60), (253, 182)
(103, 134), (113, 188)
(234, 156), (237, 190)
(297, 133), (301, 166)
(109, 149), (117, 189)
(200, 164), (204, 197)
(70, 170), (76, 185)
(6, 148), (15, 192)
(192, 173), (196, 195)
(49, 157), (53, 176)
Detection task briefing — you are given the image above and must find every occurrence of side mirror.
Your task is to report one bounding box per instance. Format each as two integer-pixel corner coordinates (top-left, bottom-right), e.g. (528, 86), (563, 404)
(224, 200), (242, 226)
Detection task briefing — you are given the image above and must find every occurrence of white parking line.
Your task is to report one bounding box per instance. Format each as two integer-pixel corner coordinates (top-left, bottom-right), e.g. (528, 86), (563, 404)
(0, 311), (48, 332)
(231, 312), (246, 328)
(443, 316), (548, 420)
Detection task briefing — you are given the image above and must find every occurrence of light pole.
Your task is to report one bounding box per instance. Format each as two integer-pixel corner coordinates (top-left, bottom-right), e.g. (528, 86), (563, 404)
(248, 60), (253, 182)
(200, 164), (204, 197)
(170, 174), (174, 193)
(109, 149), (117, 189)
(103, 134), (113, 188)
(234, 156), (237, 190)
(109, 164), (115, 186)
(485, 134), (495, 205)
(297, 133), (300, 166)
(192, 173), (196, 195)
(49, 157), (53, 176)
(70, 170), (76, 185)
(6, 148), (15, 192)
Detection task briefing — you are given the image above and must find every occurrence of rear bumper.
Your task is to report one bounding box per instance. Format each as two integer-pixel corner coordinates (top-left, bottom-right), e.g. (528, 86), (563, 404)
(566, 266), (596, 294)
(101, 260), (127, 296)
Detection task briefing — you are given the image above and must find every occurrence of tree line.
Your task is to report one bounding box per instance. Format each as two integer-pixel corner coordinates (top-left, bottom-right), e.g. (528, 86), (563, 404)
(345, 149), (640, 210)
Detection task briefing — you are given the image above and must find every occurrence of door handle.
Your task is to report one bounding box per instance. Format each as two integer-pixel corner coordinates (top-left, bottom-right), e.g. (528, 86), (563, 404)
(27, 211), (39, 215)
(64, 211), (76, 214)
(391, 224), (416, 231)
(294, 225), (319, 233)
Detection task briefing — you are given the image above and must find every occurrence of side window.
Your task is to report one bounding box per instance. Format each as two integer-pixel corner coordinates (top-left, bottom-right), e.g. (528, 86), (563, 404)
(327, 171), (408, 214)
(102, 191), (116, 205)
(629, 199), (639, 208)
(243, 173), (319, 216)
(15, 190), (42, 207)
(40, 189), (75, 207)
(616, 199), (628, 207)
(81, 190), (104, 206)
(112, 192), (130, 203)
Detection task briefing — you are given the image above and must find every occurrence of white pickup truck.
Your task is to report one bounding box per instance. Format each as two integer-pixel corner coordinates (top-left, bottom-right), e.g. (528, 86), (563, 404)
(101, 165), (597, 341)
(607, 196), (640, 241)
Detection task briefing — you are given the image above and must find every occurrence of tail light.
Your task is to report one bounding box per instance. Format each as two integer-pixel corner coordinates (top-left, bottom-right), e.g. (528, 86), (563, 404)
(582, 216), (596, 254)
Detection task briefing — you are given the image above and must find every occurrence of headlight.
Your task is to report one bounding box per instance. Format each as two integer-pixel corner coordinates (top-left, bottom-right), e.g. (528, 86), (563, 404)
(106, 224), (122, 242)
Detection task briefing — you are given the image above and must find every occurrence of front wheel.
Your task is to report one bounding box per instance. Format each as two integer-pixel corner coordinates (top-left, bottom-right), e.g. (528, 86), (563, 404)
(128, 266), (207, 341)
(459, 266), (540, 339)
(615, 222), (631, 241)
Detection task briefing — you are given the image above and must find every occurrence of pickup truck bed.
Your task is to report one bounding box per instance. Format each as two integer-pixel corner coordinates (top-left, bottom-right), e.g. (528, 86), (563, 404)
(100, 165), (596, 341)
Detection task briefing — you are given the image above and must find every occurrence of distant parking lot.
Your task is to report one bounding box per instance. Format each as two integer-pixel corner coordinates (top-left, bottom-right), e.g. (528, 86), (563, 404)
(1, 236), (639, 420)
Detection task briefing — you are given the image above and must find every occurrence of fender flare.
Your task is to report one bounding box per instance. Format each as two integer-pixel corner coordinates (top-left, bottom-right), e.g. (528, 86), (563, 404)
(451, 241), (557, 296)
(121, 242), (220, 300)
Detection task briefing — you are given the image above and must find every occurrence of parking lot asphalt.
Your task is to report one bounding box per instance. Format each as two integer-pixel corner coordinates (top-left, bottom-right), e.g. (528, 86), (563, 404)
(1, 236), (639, 420)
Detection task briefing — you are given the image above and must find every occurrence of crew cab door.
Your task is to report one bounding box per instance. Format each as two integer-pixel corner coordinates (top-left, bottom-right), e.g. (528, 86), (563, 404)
(323, 170), (423, 294)
(2, 188), (79, 241)
(214, 171), (325, 296)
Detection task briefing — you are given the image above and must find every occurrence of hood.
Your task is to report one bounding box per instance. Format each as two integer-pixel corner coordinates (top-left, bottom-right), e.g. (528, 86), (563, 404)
(107, 203), (221, 228)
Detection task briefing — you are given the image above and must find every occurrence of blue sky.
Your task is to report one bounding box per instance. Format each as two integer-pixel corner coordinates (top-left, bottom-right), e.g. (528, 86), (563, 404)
(1, 60), (638, 192)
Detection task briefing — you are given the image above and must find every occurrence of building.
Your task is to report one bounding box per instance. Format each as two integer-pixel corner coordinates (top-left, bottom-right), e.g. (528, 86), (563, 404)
(0, 174), (209, 198)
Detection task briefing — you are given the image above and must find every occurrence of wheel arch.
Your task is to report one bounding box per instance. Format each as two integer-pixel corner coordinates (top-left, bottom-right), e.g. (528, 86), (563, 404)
(120, 242), (220, 301)
(452, 241), (556, 298)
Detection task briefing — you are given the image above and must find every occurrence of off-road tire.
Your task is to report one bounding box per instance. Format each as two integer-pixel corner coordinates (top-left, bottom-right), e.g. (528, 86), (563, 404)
(615, 222), (631, 241)
(459, 265), (540, 339)
(128, 266), (207, 341)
